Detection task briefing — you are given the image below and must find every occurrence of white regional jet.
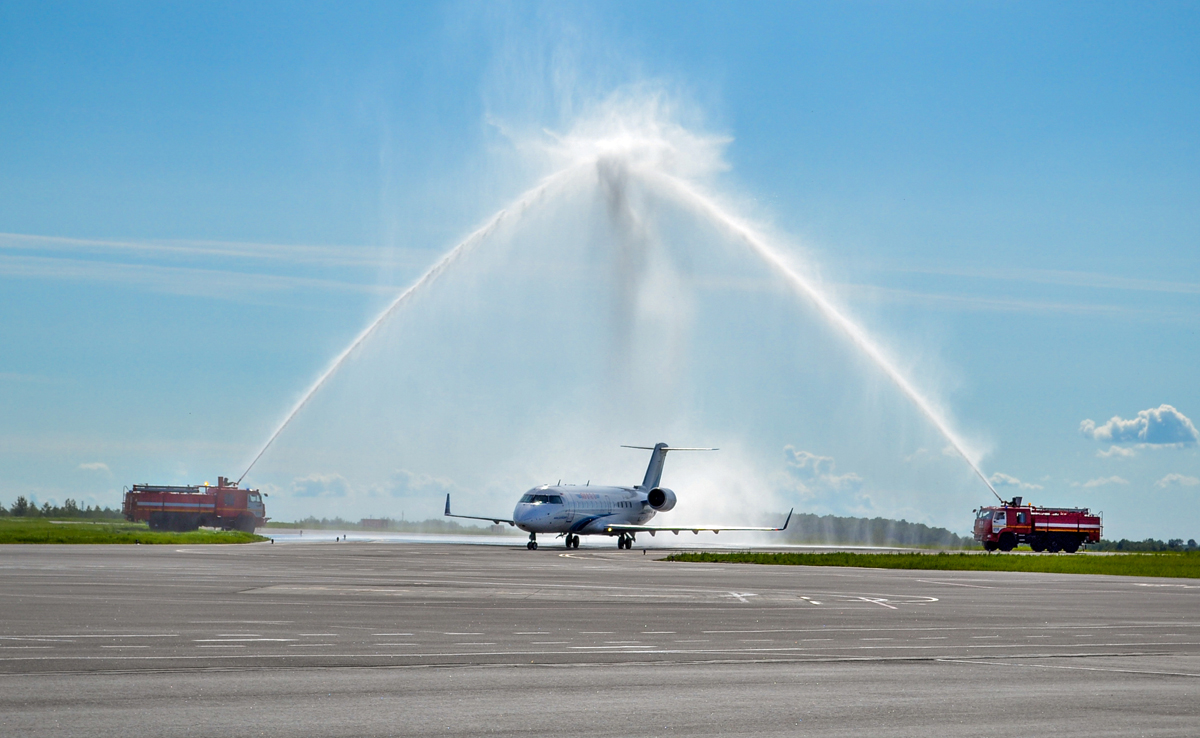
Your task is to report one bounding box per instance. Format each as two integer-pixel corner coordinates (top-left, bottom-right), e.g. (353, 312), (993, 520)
(444, 443), (792, 550)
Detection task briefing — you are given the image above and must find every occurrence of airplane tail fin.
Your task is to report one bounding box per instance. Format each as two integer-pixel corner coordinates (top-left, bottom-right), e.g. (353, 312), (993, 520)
(621, 443), (717, 489)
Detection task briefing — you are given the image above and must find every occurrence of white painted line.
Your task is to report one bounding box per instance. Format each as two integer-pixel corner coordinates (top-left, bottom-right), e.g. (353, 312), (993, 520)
(726, 592), (758, 603)
(531, 641), (570, 644)
(938, 658), (1200, 678)
(289, 643), (335, 647)
(443, 632), (484, 636)
(855, 597), (898, 610)
(196, 645), (246, 648)
(100, 645), (150, 649)
(372, 633), (413, 636)
(297, 633), (340, 637)
(193, 638), (297, 642)
(374, 643), (418, 647)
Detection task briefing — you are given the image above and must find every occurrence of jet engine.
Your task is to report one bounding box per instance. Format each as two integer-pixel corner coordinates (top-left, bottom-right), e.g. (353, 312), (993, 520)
(646, 487), (677, 512)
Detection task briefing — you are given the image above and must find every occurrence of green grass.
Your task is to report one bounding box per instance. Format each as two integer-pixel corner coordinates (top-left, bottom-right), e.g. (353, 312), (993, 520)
(0, 518), (267, 544)
(664, 550), (1200, 579)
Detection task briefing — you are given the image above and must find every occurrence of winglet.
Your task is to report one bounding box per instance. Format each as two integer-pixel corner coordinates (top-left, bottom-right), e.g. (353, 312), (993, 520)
(779, 508), (793, 531)
(444, 493), (451, 516)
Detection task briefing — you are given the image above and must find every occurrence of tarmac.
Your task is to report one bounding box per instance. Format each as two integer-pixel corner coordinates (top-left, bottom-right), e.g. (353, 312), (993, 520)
(1, 538), (1197, 736)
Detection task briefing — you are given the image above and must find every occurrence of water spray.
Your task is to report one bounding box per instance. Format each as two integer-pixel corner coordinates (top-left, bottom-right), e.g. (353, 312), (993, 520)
(645, 169), (1003, 503)
(236, 168), (578, 485)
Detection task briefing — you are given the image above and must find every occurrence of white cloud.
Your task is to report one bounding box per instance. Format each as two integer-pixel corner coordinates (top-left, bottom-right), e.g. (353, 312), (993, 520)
(78, 462), (110, 473)
(784, 446), (863, 493)
(384, 469), (457, 497)
(1155, 473), (1200, 489)
(291, 473), (352, 498)
(988, 472), (1043, 490)
(1096, 445), (1137, 459)
(784, 447), (835, 478)
(1081, 476), (1129, 488)
(1080, 404), (1199, 446)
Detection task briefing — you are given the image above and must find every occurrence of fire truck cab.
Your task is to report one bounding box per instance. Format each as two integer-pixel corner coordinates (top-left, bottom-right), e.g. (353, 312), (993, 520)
(974, 496), (1101, 553)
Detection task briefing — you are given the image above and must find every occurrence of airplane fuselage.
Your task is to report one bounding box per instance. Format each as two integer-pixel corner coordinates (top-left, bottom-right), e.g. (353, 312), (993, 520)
(513, 485), (655, 535)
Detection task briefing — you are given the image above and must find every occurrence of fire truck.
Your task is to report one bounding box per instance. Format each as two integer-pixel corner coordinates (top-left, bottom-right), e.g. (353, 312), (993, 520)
(974, 496), (1101, 553)
(123, 476), (267, 533)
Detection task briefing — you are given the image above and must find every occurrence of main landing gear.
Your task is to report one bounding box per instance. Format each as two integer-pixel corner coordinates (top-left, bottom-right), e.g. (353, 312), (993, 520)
(526, 532), (538, 550)
(616, 534), (634, 550)
(562, 534), (580, 550)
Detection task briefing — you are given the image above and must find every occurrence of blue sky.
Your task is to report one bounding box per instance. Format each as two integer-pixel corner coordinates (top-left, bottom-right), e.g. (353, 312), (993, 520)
(1, 1), (1197, 539)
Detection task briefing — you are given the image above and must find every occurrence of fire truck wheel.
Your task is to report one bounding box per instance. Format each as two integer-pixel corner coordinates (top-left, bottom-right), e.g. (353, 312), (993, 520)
(1047, 536), (1063, 553)
(1029, 536), (1047, 553)
(1063, 536), (1081, 554)
(997, 532), (1017, 552)
(983, 541), (998, 552)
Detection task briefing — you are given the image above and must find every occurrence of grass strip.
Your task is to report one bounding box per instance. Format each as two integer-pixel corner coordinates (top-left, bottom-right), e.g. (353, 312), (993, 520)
(0, 518), (267, 544)
(664, 550), (1200, 579)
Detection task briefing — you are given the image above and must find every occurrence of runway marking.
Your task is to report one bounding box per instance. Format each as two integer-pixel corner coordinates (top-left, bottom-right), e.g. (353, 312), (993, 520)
(799, 596), (822, 605)
(725, 592), (758, 603)
(0, 634), (178, 639)
(514, 632), (552, 635)
(372, 633), (413, 636)
(531, 641), (570, 644)
(443, 632), (484, 636)
(288, 643), (335, 647)
(374, 643), (418, 647)
(915, 579), (994, 588)
(938, 658), (1200, 678)
(217, 633), (260, 637)
(854, 597), (897, 610)
(193, 638), (297, 642)
(0, 646), (53, 649)
(196, 645), (245, 648)
(297, 633), (340, 637)
(100, 645), (149, 649)
(1132, 583), (1200, 589)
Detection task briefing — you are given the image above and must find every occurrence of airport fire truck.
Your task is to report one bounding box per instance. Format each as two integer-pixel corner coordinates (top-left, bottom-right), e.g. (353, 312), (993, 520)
(123, 476), (267, 532)
(974, 496), (1101, 553)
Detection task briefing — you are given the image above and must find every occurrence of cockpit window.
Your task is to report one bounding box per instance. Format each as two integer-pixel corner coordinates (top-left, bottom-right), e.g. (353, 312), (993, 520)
(520, 494), (562, 504)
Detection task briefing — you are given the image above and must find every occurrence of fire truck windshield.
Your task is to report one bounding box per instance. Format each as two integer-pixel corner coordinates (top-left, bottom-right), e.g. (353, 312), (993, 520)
(248, 493), (261, 503)
(976, 509), (993, 519)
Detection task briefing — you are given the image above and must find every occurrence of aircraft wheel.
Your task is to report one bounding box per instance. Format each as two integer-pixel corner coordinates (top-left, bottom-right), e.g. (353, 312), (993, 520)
(531, 541), (538, 550)
(571, 536), (579, 549)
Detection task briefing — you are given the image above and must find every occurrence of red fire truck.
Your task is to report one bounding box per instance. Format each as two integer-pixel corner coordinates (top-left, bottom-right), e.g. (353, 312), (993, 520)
(123, 476), (267, 533)
(974, 496), (1101, 553)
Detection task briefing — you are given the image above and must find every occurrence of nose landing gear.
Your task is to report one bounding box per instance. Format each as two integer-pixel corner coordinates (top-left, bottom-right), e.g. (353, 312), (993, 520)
(526, 532), (538, 550)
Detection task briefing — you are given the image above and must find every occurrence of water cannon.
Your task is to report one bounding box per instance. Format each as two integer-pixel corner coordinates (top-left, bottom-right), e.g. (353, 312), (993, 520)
(1008, 496), (1023, 507)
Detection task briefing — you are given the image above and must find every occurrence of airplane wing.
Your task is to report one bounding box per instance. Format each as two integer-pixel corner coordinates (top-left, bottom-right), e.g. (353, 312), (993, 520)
(443, 494), (515, 527)
(602, 509), (793, 536)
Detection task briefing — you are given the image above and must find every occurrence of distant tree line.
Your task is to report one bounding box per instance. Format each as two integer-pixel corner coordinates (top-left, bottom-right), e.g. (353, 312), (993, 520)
(1091, 538), (1198, 552)
(1, 496), (122, 519)
(780, 512), (975, 548)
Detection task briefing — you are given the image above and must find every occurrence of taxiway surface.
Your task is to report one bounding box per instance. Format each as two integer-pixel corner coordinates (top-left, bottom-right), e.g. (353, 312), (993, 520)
(2, 541), (1197, 736)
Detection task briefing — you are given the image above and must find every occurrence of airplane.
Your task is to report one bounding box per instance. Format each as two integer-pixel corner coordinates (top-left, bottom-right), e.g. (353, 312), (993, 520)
(444, 442), (792, 550)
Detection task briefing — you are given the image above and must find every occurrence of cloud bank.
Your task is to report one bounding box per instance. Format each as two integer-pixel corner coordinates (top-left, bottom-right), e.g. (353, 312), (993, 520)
(988, 472), (1043, 490)
(1080, 404), (1198, 446)
(1155, 473), (1200, 489)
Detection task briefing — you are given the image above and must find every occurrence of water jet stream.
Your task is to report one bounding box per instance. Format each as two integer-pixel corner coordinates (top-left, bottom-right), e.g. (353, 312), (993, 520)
(645, 168), (1001, 502)
(237, 168), (579, 484)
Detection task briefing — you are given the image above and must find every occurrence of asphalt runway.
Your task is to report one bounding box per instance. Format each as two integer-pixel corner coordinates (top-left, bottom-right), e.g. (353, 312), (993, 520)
(2, 540), (1197, 736)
